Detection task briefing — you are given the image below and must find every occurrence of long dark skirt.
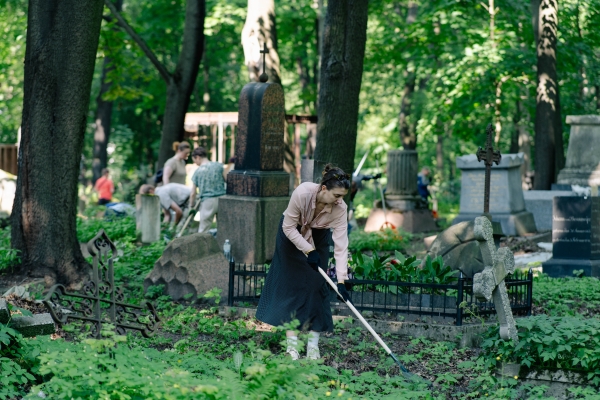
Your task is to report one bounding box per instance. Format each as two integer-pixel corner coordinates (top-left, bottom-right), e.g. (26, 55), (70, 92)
(256, 216), (333, 332)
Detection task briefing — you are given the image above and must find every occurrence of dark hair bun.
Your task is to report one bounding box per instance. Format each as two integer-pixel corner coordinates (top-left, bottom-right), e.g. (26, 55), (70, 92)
(321, 163), (334, 176)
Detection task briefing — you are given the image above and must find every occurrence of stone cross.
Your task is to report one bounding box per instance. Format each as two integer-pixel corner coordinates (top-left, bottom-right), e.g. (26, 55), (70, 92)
(259, 43), (269, 82)
(476, 124), (501, 214)
(472, 216), (519, 342)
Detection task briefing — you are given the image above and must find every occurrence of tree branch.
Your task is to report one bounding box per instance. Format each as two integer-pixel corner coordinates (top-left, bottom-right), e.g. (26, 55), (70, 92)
(103, 0), (171, 83)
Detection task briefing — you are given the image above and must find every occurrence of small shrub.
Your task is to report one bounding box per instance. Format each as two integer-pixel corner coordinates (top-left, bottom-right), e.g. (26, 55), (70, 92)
(0, 322), (39, 399)
(481, 315), (600, 386)
(533, 274), (600, 317)
(348, 228), (409, 252)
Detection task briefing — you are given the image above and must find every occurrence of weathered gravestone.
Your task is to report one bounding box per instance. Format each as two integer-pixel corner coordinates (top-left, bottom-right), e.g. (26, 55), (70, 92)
(136, 194), (161, 244)
(0, 298), (55, 337)
(542, 196), (600, 277)
(472, 216), (519, 342)
(217, 46), (289, 264)
(523, 190), (575, 231)
(44, 230), (159, 338)
(145, 232), (230, 302)
(364, 150), (437, 233)
(453, 153), (536, 236)
(557, 115), (600, 186)
(425, 125), (504, 276)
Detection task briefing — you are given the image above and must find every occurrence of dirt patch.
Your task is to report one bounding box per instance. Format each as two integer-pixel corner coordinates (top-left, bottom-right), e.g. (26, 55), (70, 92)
(500, 236), (543, 255)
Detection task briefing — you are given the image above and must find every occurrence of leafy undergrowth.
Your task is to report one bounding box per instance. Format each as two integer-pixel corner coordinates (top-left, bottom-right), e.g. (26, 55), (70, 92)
(532, 274), (600, 317)
(481, 315), (600, 386)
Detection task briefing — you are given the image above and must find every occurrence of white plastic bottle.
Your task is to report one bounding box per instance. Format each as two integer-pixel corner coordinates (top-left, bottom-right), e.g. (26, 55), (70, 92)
(223, 239), (231, 260)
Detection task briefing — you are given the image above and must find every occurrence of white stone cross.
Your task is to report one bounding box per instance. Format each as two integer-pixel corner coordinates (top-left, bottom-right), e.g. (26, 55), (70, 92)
(473, 216), (519, 342)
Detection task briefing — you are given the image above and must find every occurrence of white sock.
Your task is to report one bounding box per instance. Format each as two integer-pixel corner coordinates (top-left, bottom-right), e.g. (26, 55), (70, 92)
(287, 336), (298, 349)
(308, 332), (319, 347)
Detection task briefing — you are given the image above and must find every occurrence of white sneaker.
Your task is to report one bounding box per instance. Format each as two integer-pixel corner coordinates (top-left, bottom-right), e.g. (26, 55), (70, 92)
(286, 346), (300, 360)
(306, 344), (320, 360)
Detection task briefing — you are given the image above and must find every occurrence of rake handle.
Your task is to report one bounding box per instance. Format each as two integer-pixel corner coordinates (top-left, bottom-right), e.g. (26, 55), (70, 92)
(317, 267), (393, 355)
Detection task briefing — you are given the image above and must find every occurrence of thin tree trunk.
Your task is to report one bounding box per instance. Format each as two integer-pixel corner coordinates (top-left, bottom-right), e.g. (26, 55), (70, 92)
(104, 0), (205, 169)
(92, 58), (114, 184)
(399, 72), (416, 150)
(12, 0), (104, 286)
(398, 2), (418, 150)
(92, 0), (122, 184)
(157, 0), (205, 167)
(241, 0), (281, 85)
(436, 133), (444, 173)
(313, 0), (369, 177)
(296, 56), (310, 113)
(532, 0), (564, 189)
(509, 99), (520, 154)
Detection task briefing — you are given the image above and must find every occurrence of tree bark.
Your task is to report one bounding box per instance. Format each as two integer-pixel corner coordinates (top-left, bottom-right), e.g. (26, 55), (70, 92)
(104, 0), (205, 169)
(532, 0), (565, 189)
(313, 0), (369, 177)
(241, 0), (281, 85)
(11, 0), (104, 285)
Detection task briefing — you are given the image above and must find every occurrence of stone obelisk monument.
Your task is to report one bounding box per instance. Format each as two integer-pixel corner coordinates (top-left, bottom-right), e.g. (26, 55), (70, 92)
(216, 44), (290, 264)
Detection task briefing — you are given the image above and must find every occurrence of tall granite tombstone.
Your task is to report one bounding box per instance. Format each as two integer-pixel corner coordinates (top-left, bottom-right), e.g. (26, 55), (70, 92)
(542, 196), (600, 277)
(217, 81), (290, 264)
(364, 150), (437, 233)
(453, 153), (536, 236)
(557, 115), (600, 186)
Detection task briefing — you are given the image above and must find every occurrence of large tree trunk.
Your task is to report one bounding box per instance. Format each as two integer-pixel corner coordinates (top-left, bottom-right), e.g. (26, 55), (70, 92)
(92, 57), (114, 184)
(313, 0), (369, 177)
(11, 0), (104, 286)
(157, 0), (206, 167)
(532, 0), (565, 190)
(241, 0), (281, 85)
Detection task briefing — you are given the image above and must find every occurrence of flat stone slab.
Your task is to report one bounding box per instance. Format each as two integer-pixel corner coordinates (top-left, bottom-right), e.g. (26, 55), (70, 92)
(498, 363), (593, 399)
(9, 313), (55, 337)
(514, 252), (552, 267)
(220, 306), (493, 348)
(1, 298), (55, 337)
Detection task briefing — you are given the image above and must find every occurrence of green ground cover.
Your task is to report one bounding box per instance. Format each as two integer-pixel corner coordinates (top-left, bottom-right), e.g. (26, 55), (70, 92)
(2, 217), (600, 399)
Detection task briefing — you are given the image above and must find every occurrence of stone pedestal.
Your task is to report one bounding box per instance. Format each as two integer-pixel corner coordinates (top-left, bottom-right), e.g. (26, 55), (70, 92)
(135, 194), (161, 244)
(218, 79), (289, 263)
(364, 208), (438, 233)
(365, 149), (437, 233)
(217, 195), (289, 263)
(226, 170), (290, 197)
(385, 150), (421, 208)
(453, 153), (536, 236)
(557, 115), (600, 186)
(144, 233), (230, 302)
(542, 196), (600, 277)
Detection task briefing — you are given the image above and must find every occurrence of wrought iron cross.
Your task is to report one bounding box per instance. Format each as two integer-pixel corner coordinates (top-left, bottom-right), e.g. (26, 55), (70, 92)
(259, 43), (269, 82)
(476, 124), (501, 214)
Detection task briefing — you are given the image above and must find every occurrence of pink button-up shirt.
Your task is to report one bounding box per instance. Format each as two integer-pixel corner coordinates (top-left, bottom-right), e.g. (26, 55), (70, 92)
(282, 182), (349, 281)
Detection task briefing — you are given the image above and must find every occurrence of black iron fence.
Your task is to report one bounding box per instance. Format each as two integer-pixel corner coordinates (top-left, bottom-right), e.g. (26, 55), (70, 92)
(227, 261), (533, 326)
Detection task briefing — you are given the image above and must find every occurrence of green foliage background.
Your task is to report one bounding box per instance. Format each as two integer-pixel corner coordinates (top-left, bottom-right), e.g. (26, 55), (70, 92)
(1, 0), (599, 195)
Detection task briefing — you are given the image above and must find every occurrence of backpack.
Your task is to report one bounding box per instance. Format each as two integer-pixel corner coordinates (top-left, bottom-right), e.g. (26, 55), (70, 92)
(154, 169), (164, 184)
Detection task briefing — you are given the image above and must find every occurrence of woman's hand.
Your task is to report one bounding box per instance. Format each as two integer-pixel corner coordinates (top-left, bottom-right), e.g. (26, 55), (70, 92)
(336, 283), (351, 303)
(306, 250), (320, 271)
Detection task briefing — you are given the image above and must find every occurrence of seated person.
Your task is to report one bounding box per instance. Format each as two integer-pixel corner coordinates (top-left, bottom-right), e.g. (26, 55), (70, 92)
(417, 167), (431, 202)
(139, 183), (191, 225)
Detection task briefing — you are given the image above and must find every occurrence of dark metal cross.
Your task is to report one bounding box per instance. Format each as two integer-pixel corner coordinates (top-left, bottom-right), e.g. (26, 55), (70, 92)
(259, 43), (269, 82)
(476, 124), (501, 214)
